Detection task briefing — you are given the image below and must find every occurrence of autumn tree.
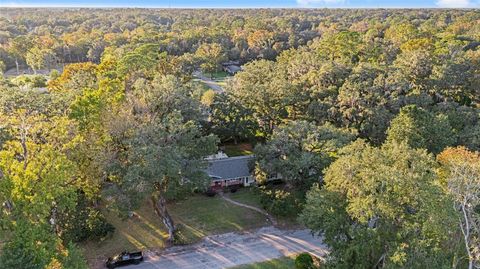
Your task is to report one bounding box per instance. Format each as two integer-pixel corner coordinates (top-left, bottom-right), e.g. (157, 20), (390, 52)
(195, 43), (226, 78)
(7, 36), (33, 75)
(438, 147), (480, 269)
(26, 47), (58, 74)
(0, 110), (87, 268)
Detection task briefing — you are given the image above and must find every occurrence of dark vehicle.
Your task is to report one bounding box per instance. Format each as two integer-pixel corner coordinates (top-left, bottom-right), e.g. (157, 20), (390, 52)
(106, 251), (143, 268)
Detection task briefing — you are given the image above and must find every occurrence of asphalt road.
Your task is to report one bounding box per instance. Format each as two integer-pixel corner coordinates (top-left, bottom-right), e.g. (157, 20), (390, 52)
(124, 226), (328, 269)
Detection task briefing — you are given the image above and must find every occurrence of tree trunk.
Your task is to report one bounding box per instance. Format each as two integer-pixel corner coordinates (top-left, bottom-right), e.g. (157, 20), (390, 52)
(152, 194), (175, 243)
(15, 58), (19, 75)
(459, 201), (474, 269)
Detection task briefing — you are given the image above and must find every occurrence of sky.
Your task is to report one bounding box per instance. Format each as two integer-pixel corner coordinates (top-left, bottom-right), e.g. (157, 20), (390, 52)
(1, 0), (479, 8)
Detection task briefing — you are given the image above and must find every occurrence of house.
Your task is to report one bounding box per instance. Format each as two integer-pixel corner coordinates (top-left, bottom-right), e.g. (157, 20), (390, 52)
(223, 64), (241, 75)
(221, 61), (242, 75)
(206, 154), (282, 190)
(206, 155), (256, 189)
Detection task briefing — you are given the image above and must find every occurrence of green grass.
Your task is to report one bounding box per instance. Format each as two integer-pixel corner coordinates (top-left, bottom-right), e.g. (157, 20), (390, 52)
(223, 143), (254, 157)
(226, 188), (262, 208)
(227, 187), (301, 229)
(171, 194), (270, 238)
(208, 70), (229, 80)
(83, 194), (270, 267)
(229, 256), (296, 269)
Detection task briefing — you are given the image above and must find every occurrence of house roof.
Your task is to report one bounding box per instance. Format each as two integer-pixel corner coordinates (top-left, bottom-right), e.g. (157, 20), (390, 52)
(207, 155), (254, 180)
(224, 65), (241, 73)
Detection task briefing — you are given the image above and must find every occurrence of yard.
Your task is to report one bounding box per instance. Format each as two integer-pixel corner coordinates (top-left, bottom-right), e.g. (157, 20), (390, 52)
(222, 143), (254, 157)
(225, 188), (262, 208)
(226, 187), (301, 229)
(208, 70), (229, 80)
(83, 191), (269, 268)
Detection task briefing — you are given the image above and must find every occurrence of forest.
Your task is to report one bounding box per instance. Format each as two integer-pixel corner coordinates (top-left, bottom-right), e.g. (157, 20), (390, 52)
(0, 7), (479, 269)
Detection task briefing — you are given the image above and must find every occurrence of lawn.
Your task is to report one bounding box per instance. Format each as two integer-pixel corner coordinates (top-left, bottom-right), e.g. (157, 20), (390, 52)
(226, 187), (301, 229)
(83, 193), (270, 268)
(208, 70), (229, 80)
(229, 256), (296, 269)
(223, 143), (254, 157)
(171, 194), (270, 239)
(225, 188), (262, 208)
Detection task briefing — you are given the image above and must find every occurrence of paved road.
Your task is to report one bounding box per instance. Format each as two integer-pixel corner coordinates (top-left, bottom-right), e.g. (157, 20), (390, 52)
(125, 226), (328, 269)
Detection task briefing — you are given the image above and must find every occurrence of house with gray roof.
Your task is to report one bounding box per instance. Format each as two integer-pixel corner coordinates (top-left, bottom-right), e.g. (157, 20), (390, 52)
(207, 155), (256, 188)
(206, 154), (281, 189)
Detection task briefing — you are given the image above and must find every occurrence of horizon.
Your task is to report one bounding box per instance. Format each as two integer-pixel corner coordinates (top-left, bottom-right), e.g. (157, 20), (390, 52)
(2, 0), (480, 9)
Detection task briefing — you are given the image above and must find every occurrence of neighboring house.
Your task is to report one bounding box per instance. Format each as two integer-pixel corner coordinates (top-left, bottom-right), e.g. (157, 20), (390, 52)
(206, 154), (281, 190)
(223, 64), (241, 75)
(222, 61), (242, 75)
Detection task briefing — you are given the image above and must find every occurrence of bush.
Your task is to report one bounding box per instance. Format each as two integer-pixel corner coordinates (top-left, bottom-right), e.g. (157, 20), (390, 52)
(295, 253), (315, 269)
(11, 74), (47, 88)
(205, 188), (216, 197)
(86, 210), (115, 240)
(259, 186), (302, 217)
(58, 193), (115, 242)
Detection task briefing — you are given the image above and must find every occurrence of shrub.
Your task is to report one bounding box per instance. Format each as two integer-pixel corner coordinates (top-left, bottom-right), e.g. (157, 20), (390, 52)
(172, 223), (196, 245)
(58, 193), (115, 242)
(205, 188), (217, 197)
(259, 186), (302, 217)
(86, 210), (115, 240)
(11, 74), (47, 88)
(295, 253), (315, 269)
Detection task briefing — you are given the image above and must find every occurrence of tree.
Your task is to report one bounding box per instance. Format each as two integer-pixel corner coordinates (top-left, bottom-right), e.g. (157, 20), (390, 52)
(131, 75), (205, 123)
(254, 120), (356, 190)
(313, 31), (362, 64)
(336, 63), (393, 144)
(438, 147), (480, 269)
(105, 75), (218, 242)
(195, 43), (226, 78)
(300, 140), (460, 268)
(26, 47), (58, 74)
(48, 62), (98, 93)
(107, 111), (218, 242)
(209, 93), (258, 144)
(393, 49), (435, 94)
(230, 60), (287, 136)
(432, 52), (480, 105)
(0, 60), (5, 75)
(0, 221), (87, 269)
(0, 111), (87, 268)
(116, 43), (160, 91)
(386, 105), (455, 154)
(7, 36), (33, 75)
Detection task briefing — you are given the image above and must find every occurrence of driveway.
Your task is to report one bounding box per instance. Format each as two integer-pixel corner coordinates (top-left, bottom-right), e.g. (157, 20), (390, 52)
(125, 226), (328, 269)
(193, 71), (225, 93)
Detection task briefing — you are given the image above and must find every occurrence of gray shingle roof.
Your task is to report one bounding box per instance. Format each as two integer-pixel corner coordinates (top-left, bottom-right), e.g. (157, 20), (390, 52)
(206, 155), (254, 180)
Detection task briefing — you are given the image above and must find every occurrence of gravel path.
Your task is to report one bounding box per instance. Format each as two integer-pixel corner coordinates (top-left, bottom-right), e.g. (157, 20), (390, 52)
(124, 226), (328, 269)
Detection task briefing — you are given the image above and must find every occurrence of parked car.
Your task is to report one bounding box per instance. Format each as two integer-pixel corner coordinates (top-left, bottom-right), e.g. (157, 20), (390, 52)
(106, 251), (143, 268)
